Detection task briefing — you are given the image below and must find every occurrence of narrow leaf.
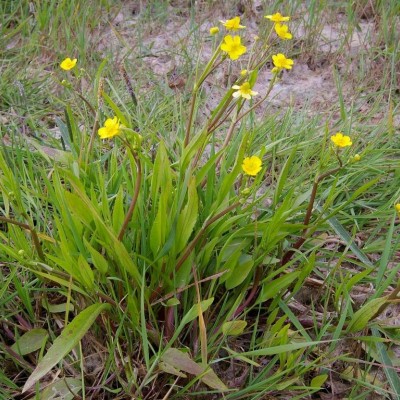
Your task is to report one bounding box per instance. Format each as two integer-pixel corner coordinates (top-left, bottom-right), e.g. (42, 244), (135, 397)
(346, 297), (387, 333)
(36, 378), (82, 400)
(222, 320), (247, 336)
(22, 303), (110, 393)
(161, 348), (227, 391)
(11, 329), (48, 356)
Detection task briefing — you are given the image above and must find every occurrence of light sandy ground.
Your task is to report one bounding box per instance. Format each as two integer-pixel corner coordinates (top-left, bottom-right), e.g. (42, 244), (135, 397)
(97, 1), (386, 124)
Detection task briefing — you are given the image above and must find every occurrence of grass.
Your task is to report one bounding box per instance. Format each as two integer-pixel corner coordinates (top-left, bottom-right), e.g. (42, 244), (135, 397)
(0, 0), (399, 399)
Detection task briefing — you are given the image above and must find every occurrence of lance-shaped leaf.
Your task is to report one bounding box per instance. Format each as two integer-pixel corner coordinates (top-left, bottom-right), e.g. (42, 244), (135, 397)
(161, 348), (227, 391)
(22, 303), (110, 393)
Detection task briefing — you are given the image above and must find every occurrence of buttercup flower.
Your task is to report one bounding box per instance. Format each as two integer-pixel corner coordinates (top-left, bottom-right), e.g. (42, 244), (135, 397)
(272, 53), (294, 72)
(275, 23), (292, 40)
(331, 132), (352, 148)
(242, 156), (262, 176)
(395, 204), (400, 214)
(220, 16), (245, 31)
(265, 12), (290, 22)
(221, 35), (247, 60)
(232, 82), (258, 100)
(210, 26), (219, 35)
(98, 116), (121, 139)
(60, 57), (77, 70)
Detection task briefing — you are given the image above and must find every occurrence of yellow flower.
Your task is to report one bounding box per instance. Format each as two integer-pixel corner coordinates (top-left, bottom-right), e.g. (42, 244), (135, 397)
(272, 53), (294, 72)
(221, 35), (247, 60)
(265, 12), (290, 22)
(330, 132), (352, 148)
(396, 204), (400, 214)
(98, 117), (121, 139)
(60, 57), (77, 70)
(240, 69), (248, 76)
(232, 82), (258, 100)
(220, 16), (245, 31)
(210, 26), (219, 35)
(242, 156), (262, 176)
(274, 23), (292, 40)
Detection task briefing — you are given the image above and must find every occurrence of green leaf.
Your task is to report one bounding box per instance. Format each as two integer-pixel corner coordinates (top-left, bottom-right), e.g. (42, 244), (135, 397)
(22, 303), (110, 393)
(11, 329), (48, 356)
(161, 348), (228, 391)
(346, 297), (387, 333)
(257, 271), (300, 304)
(237, 340), (332, 357)
(175, 178), (198, 253)
(150, 192), (169, 256)
(166, 298), (181, 307)
(371, 327), (400, 397)
(317, 205), (373, 267)
(222, 320), (247, 336)
(310, 374), (328, 388)
(42, 301), (75, 314)
(35, 378), (82, 400)
(181, 298), (214, 326)
(77, 255), (95, 291)
(112, 187), (125, 234)
(273, 146), (297, 207)
(225, 254), (254, 290)
(84, 238), (108, 275)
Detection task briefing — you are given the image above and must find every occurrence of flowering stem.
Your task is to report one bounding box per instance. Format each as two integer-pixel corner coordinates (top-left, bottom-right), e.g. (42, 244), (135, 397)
(175, 201), (241, 272)
(117, 141), (142, 241)
(184, 50), (222, 147)
(232, 265), (262, 318)
(84, 77), (104, 168)
(85, 112), (100, 167)
(280, 163), (343, 266)
(165, 201), (241, 342)
(0, 216), (45, 261)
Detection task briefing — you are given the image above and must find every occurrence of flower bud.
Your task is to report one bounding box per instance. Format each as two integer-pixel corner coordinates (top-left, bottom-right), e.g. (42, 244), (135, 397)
(209, 26), (219, 35)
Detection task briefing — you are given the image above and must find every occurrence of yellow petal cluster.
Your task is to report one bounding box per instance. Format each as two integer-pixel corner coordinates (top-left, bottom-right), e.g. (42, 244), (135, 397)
(60, 57), (77, 70)
(272, 53), (294, 72)
(221, 35), (247, 60)
(220, 16), (245, 31)
(232, 82), (258, 100)
(98, 117), (121, 139)
(330, 133), (352, 148)
(265, 12), (290, 22)
(274, 23), (292, 40)
(396, 204), (400, 214)
(242, 156), (262, 176)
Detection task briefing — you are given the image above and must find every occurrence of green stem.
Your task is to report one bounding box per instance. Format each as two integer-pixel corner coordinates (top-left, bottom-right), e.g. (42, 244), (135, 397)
(117, 141), (142, 241)
(175, 201), (241, 272)
(281, 162), (343, 266)
(0, 216), (45, 261)
(184, 49), (222, 147)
